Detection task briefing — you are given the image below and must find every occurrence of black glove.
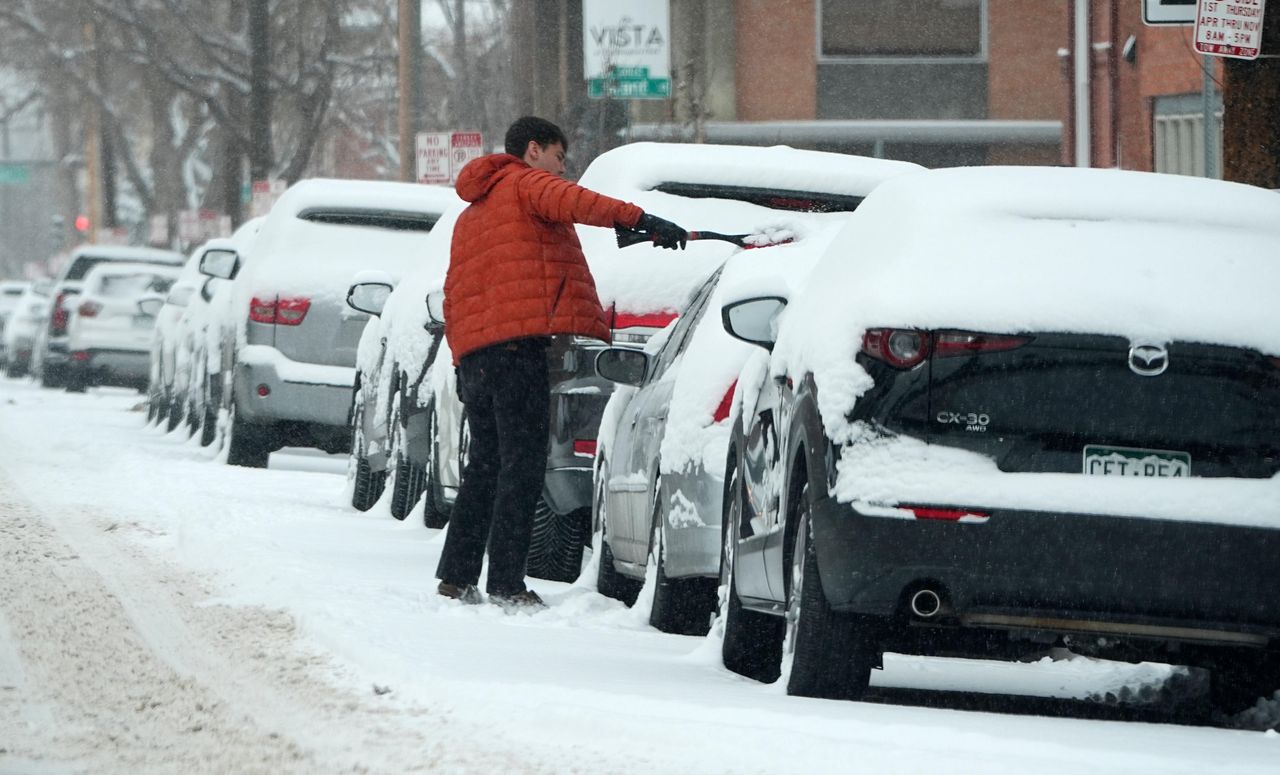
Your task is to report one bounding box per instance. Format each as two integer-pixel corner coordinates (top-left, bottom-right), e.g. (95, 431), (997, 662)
(636, 213), (688, 250)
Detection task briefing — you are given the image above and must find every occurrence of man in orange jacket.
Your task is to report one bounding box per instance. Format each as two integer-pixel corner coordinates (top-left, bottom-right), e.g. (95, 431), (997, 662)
(437, 116), (687, 608)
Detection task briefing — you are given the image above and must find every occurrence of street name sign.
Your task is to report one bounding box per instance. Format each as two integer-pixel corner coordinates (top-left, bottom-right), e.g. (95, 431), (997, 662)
(583, 0), (671, 100)
(1195, 0), (1267, 58)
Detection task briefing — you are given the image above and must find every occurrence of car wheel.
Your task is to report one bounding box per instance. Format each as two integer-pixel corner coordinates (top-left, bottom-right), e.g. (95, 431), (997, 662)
(349, 390), (385, 511)
(648, 482), (717, 635)
(64, 369), (87, 393)
(720, 456), (784, 683)
(387, 397), (422, 521)
(1209, 653), (1280, 716)
(226, 404), (272, 468)
(198, 376), (218, 447)
(418, 401), (452, 529)
(783, 483), (879, 701)
(526, 497), (590, 583)
(40, 363), (64, 389)
(595, 464), (642, 605)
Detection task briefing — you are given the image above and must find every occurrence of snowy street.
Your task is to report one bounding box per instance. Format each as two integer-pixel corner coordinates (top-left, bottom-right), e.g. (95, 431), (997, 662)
(1, 377), (1277, 774)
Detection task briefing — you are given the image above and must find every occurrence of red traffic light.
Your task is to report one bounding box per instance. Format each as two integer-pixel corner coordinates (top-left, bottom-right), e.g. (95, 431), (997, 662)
(74, 215), (90, 232)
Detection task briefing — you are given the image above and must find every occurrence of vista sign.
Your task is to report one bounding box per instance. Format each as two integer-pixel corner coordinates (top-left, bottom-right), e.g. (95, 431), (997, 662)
(583, 0), (671, 100)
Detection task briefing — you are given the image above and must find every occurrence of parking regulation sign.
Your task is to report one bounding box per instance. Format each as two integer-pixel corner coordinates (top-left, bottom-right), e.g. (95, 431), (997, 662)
(417, 131), (484, 185)
(1144, 0), (1197, 25)
(1194, 0), (1267, 59)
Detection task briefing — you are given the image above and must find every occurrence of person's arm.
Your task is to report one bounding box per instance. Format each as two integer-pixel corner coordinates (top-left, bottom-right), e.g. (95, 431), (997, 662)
(516, 168), (643, 229)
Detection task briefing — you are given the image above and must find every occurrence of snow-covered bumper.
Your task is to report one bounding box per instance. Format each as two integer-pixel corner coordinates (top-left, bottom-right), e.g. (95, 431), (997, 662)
(811, 494), (1280, 645)
(234, 345), (356, 427)
(72, 348), (150, 383)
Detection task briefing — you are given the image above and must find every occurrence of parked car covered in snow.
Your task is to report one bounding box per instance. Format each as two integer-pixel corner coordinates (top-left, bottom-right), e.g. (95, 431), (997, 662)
(2, 280), (49, 378)
(148, 244), (214, 427)
(202, 179), (456, 467)
(0, 280), (31, 370)
(717, 166), (1280, 710)
(32, 245), (184, 388)
(65, 262), (180, 391)
(588, 147), (921, 633)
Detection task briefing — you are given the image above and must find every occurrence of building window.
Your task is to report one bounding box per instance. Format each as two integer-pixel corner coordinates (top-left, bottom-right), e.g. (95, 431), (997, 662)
(820, 0), (984, 59)
(1153, 95), (1222, 179)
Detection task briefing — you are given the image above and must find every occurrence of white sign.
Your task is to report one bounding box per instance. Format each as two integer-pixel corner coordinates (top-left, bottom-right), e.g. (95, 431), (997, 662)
(583, 0), (671, 100)
(250, 179), (287, 218)
(416, 131), (484, 185)
(416, 132), (450, 185)
(1144, 0), (1198, 25)
(1195, 0), (1267, 59)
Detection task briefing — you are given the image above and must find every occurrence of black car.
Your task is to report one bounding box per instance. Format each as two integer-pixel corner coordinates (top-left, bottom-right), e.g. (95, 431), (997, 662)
(716, 165), (1280, 713)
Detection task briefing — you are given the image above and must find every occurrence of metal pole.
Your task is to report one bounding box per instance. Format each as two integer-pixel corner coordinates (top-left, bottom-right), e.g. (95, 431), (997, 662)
(84, 21), (100, 244)
(1073, 0), (1091, 168)
(1202, 54), (1217, 179)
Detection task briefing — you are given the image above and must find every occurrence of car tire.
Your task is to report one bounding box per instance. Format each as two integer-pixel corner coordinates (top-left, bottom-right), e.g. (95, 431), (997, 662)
(418, 401), (452, 529)
(784, 484), (879, 701)
(526, 497), (589, 583)
(199, 378), (218, 447)
(720, 456), (784, 683)
(595, 467), (642, 605)
(226, 405), (272, 468)
(350, 391), (385, 511)
(1209, 653), (1280, 716)
(648, 484), (717, 635)
(40, 363), (64, 389)
(64, 370), (87, 393)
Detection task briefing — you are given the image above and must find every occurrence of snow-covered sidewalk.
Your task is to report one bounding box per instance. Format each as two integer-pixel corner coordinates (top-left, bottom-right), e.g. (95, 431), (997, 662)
(0, 377), (1276, 774)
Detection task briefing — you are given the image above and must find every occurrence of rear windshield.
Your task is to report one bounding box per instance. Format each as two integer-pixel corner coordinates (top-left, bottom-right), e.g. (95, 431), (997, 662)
(296, 208), (439, 232)
(2, 287), (22, 297)
(67, 255), (178, 280)
(652, 183), (864, 213)
(98, 272), (175, 298)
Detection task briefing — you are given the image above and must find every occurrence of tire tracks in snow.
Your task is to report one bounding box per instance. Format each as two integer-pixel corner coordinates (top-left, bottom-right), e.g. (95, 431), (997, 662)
(0, 464), (535, 774)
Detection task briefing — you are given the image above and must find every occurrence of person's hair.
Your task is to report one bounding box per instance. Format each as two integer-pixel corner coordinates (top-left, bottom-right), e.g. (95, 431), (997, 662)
(504, 116), (568, 158)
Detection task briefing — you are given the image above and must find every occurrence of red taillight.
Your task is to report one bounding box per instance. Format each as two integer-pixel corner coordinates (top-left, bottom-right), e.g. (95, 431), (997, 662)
(249, 296), (277, 324)
(712, 378), (738, 424)
(77, 300), (102, 318)
(613, 311), (677, 330)
(276, 297), (310, 326)
(934, 331), (1030, 357)
(71, 350), (90, 362)
(256, 384), (270, 397)
(905, 506), (990, 523)
(573, 440), (596, 457)
(51, 292), (72, 334)
(862, 328), (930, 369)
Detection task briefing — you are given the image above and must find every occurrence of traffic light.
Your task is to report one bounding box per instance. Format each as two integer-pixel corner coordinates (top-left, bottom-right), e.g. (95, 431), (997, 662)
(74, 214), (90, 233)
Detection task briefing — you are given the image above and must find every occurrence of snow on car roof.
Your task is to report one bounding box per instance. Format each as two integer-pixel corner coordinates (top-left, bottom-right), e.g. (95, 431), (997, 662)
(769, 165), (1280, 442)
(578, 142), (922, 315)
(240, 179), (462, 300)
(67, 245), (185, 264)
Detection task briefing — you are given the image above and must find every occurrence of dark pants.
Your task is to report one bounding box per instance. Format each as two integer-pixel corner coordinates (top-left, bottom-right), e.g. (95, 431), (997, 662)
(436, 338), (549, 595)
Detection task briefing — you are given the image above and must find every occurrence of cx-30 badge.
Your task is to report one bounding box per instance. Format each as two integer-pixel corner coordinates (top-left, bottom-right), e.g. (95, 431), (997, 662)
(1128, 343), (1169, 377)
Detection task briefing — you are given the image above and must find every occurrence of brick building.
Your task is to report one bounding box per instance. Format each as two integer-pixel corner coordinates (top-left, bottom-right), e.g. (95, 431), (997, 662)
(515, 1), (1220, 176)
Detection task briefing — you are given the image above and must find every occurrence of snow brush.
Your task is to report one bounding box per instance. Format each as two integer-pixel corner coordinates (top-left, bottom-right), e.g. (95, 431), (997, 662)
(614, 225), (793, 250)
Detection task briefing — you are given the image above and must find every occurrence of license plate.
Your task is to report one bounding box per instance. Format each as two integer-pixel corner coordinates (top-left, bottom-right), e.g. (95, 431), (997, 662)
(1083, 445), (1190, 477)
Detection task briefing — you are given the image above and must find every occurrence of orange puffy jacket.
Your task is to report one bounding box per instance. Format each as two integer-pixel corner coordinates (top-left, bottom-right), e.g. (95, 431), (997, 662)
(444, 154), (643, 364)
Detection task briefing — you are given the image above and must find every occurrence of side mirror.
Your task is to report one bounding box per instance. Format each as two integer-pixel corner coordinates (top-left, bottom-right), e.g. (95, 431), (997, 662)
(199, 248), (239, 280)
(347, 281), (394, 316)
(424, 289), (445, 327)
(595, 347), (649, 387)
(137, 296), (165, 317)
(721, 296), (788, 351)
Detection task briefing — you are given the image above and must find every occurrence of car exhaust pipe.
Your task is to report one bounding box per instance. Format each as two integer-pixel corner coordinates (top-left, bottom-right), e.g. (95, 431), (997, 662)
(910, 589), (943, 619)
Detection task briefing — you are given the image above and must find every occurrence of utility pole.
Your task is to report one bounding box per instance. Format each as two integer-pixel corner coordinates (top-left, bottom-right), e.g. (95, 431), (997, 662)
(1222, 5), (1280, 187)
(398, 0), (420, 182)
(248, 0), (273, 182)
(83, 21), (100, 244)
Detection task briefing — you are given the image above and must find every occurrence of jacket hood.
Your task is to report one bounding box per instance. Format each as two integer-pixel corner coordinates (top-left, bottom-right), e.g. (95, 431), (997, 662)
(455, 153), (526, 203)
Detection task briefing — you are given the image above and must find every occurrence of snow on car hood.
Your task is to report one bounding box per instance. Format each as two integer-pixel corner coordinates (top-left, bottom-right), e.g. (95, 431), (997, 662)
(577, 142), (921, 316)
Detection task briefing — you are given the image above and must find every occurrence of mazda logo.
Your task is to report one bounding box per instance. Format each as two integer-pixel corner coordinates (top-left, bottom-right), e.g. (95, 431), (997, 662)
(1128, 343), (1169, 377)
